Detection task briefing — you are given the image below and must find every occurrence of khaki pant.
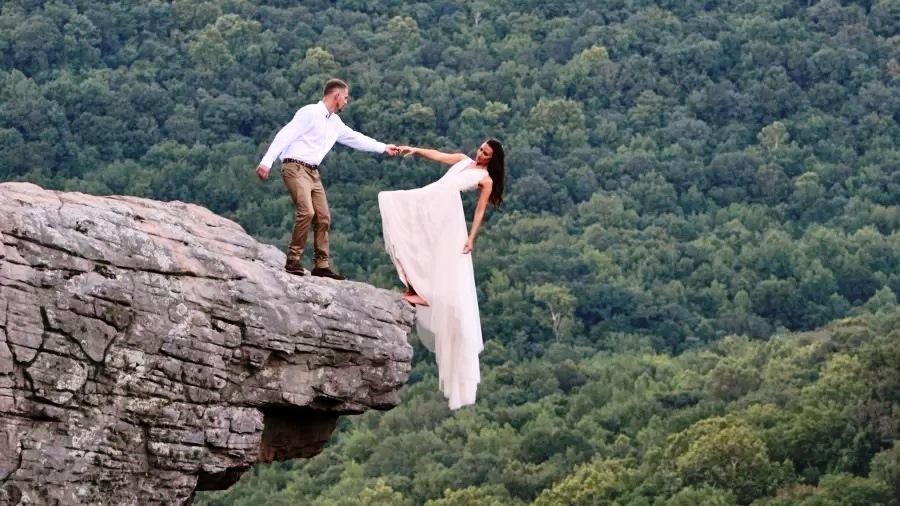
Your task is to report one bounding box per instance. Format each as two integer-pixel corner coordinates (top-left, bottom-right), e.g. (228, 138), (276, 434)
(282, 162), (331, 268)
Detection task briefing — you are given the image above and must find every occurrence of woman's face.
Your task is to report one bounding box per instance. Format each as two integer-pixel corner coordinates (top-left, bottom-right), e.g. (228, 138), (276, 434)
(475, 142), (493, 165)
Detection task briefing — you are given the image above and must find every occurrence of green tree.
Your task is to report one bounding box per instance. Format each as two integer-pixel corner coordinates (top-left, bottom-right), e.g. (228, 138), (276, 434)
(870, 443), (900, 499)
(759, 473), (893, 506)
(533, 458), (638, 506)
(531, 283), (577, 341)
(528, 98), (587, 156)
(758, 121), (790, 153)
(425, 485), (523, 506)
(665, 485), (736, 506)
(666, 417), (791, 504)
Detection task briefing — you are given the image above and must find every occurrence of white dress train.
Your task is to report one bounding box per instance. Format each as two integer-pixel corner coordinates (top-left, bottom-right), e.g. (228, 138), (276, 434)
(378, 157), (486, 409)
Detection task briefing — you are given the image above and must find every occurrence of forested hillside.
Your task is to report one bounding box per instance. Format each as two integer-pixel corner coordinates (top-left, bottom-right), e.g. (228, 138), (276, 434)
(198, 308), (899, 505)
(1, 0), (897, 503)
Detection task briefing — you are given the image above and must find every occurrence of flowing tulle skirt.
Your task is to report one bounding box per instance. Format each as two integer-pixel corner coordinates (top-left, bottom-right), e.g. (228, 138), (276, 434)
(378, 186), (482, 409)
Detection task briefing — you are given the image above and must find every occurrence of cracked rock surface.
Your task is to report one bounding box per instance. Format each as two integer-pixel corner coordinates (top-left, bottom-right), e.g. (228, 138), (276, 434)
(0, 182), (414, 505)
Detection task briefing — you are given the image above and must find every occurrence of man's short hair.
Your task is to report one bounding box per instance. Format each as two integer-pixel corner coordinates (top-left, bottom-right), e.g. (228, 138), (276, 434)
(323, 78), (349, 97)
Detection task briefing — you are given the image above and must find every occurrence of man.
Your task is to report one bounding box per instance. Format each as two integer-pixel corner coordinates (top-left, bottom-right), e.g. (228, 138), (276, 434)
(256, 78), (399, 280)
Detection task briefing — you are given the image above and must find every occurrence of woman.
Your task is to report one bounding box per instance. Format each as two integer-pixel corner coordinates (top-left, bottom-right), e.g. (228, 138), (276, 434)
(378, 138), (505, 410)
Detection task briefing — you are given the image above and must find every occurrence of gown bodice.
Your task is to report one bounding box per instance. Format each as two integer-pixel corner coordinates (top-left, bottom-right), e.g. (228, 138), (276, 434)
(425, 157), (487, 194)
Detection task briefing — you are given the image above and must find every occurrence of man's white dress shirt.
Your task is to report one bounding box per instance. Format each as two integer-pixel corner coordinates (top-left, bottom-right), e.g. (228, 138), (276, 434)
(259, 101), (386, 168)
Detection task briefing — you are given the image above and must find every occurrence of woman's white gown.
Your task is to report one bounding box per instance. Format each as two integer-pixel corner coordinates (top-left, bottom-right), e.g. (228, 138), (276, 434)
(378, 157), (485, 409)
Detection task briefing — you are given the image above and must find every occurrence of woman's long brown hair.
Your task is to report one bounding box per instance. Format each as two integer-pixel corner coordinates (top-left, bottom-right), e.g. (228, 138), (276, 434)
(485, 138), (505, 208)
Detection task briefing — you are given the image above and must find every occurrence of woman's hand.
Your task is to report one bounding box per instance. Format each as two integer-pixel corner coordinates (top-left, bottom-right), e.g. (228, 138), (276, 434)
(462, 237), (475, 254)
(399, 146), (418, 157)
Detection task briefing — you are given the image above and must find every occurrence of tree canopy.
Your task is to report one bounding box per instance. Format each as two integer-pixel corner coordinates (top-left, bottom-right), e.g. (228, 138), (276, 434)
(1, 0), (897, 503)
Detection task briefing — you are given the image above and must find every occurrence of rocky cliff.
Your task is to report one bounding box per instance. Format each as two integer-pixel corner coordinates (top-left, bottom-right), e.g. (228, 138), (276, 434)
(0, 182), (414, 505)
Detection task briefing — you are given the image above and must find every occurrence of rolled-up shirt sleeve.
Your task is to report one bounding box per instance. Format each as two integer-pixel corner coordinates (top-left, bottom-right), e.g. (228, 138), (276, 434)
(259, 108), (313, 168)
(336, 123), (386, 154)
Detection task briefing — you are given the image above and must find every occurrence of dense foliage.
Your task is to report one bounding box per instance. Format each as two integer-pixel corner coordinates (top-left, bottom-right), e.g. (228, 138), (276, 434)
(1, 0), (897, 503)
(195, 307), (899, 505)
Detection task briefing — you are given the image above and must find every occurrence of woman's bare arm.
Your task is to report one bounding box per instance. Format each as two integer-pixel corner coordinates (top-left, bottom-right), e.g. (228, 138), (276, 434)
(401, 146), (468, 166)
(463, 177), (493, 253)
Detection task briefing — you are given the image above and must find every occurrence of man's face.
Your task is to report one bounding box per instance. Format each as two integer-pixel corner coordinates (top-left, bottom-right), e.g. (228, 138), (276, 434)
(335, 88), (350, 112)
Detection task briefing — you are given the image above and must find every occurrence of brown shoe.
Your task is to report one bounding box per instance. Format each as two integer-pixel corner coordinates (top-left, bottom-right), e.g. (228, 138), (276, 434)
(311, 266), (346, 280)
(285, 259), (306, 275)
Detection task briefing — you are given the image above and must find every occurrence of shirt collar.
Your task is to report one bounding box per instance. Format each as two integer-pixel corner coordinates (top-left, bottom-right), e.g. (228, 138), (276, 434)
(318, 101), (334, 119)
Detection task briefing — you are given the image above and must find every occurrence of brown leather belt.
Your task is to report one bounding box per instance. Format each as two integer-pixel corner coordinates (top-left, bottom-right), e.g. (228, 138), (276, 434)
(282, 158), (318, 170)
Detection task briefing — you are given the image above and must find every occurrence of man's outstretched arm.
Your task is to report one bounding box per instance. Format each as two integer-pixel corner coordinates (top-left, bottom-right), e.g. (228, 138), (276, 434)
(337, 124), (398, 156)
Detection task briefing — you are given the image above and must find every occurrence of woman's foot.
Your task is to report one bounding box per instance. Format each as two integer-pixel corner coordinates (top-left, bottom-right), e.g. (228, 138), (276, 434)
(403, 285), (429, 306)
(402, 292), (429, 306)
